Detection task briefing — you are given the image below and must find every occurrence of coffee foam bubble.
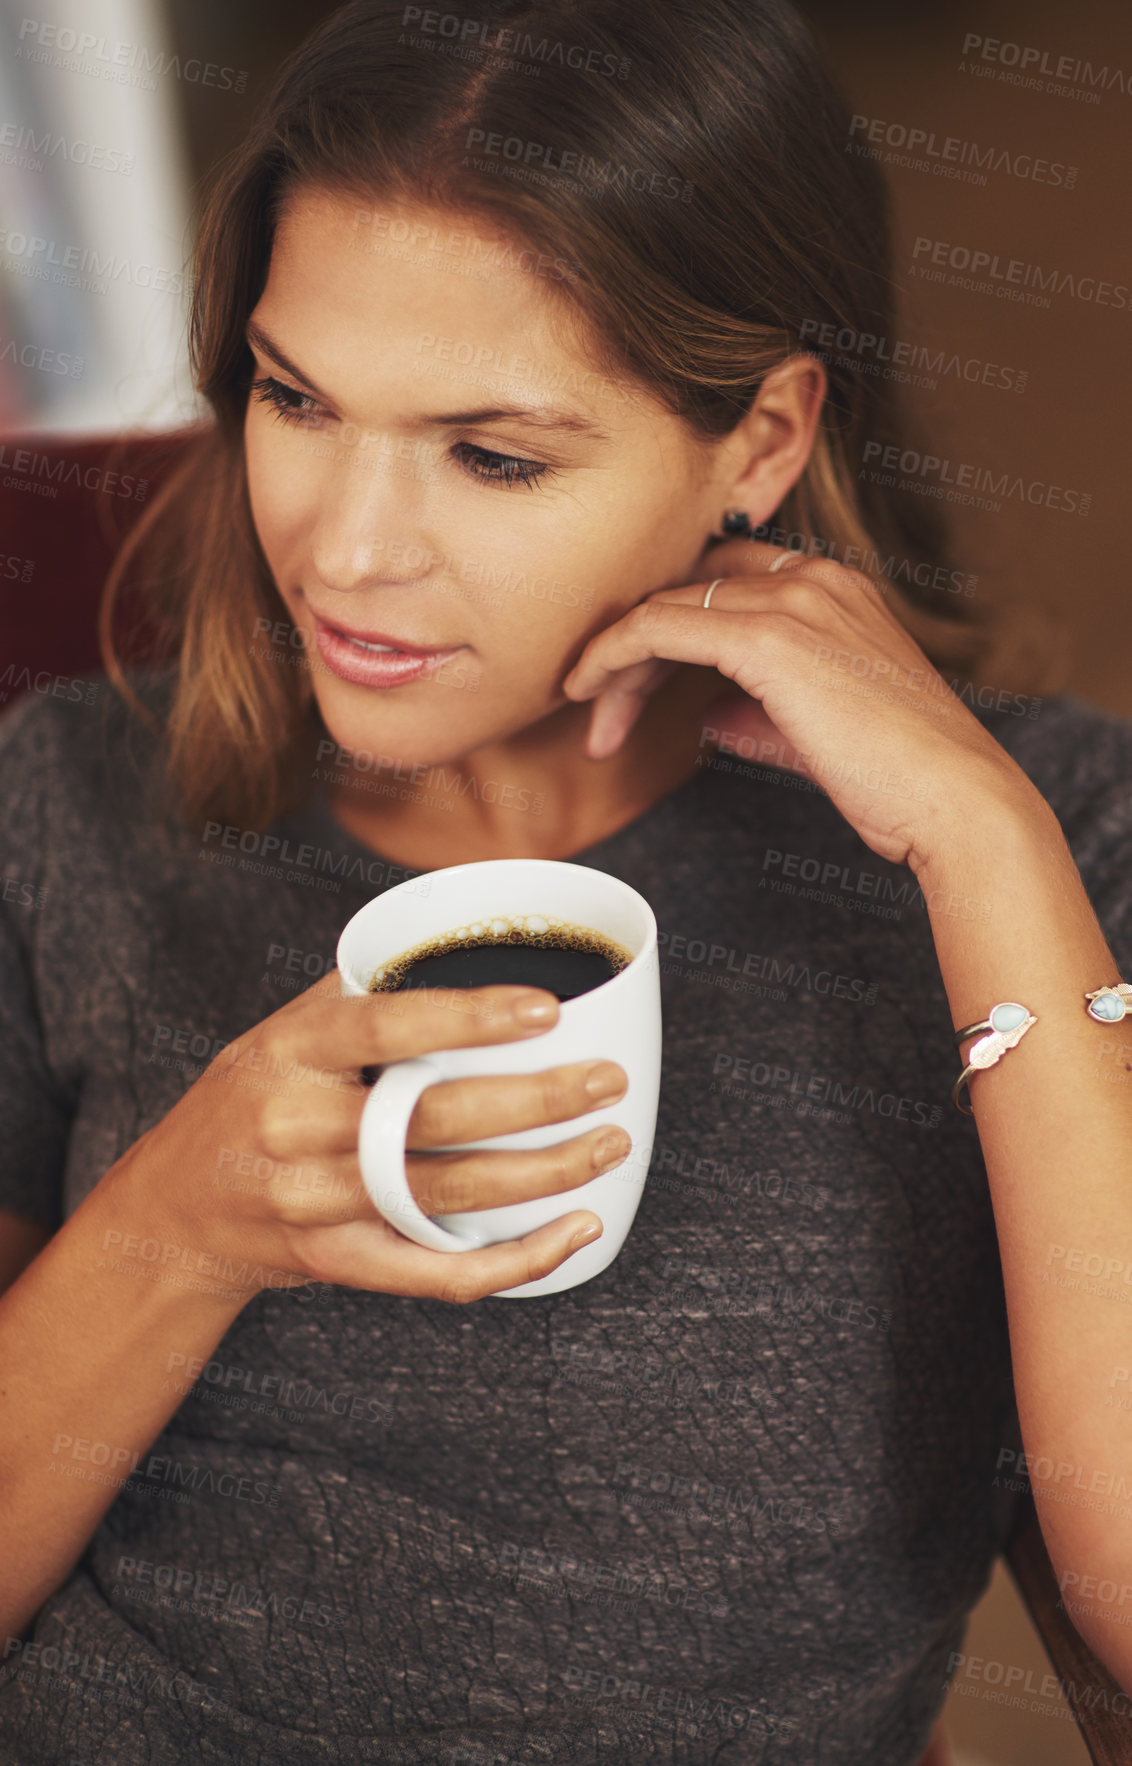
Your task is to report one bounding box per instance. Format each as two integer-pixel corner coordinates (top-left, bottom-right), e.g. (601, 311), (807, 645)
(366, 913), (631, 992)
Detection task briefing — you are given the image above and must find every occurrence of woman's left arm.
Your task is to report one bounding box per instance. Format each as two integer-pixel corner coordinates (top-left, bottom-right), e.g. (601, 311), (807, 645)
(563, 538), (1132, 1690)
(914, 740), (1132, 1693)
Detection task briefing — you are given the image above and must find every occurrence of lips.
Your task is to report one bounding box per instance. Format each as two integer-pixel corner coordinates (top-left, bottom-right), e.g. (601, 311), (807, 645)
(311, 612), (452, 656)
(310, 611), (465, 690)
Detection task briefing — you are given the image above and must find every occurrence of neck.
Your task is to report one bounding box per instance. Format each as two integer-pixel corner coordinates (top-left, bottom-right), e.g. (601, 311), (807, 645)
(326, 664), (726, 868)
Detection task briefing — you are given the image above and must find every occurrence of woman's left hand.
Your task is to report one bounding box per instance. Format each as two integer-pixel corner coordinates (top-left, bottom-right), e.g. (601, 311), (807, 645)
(562, 538), (1040, 877)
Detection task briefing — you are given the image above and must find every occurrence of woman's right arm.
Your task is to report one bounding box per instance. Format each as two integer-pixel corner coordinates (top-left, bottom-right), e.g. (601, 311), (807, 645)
(0, 972), (626, 1638)
(0, 1177), (255, 1638)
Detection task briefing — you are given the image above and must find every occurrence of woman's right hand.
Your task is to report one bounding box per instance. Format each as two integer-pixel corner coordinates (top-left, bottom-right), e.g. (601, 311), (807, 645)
(105, 972), (630, 1308)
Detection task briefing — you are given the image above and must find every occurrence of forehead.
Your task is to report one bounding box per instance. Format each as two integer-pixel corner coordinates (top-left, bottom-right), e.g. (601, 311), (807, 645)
(264, 190), (588, 374)
(255, 186), (676, 437)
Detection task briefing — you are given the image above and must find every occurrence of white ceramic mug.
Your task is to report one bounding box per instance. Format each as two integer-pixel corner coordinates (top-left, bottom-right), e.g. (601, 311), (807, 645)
(336, 858), (661, 1298)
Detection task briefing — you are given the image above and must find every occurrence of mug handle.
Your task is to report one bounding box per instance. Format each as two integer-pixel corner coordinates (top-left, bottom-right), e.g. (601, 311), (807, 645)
(358, 1058), (484, 1253)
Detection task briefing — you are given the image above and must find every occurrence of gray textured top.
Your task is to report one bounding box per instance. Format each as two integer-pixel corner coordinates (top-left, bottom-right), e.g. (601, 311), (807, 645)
(2, 669), (1131, 1766)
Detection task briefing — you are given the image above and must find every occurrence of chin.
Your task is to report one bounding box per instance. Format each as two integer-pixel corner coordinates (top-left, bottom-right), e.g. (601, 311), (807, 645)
(313, 692), (539, 774)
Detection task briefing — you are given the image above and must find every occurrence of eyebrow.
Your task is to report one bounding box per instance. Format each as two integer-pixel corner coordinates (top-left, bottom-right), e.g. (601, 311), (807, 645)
(247, 320), (327, 396)
(245, 320), (609, 439)
(431, 404), (607, 437)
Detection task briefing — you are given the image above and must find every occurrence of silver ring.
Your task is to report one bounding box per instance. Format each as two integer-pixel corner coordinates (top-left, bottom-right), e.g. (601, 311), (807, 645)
(702, 577), (724, 610)
(768, 550), (800, 574)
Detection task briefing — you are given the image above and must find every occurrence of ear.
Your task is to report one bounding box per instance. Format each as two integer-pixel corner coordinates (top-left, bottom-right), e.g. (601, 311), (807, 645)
(720, 353), (827, 526)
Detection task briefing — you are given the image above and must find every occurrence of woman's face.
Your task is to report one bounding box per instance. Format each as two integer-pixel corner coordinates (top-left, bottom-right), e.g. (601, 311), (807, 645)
(244, 187), (739, 767)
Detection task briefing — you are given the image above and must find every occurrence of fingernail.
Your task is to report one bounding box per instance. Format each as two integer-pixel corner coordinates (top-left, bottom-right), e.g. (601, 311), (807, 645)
(513, 993), (557, 1026)
(585, 1062), (627, 1103)
(569, 1220), (603, 1250)
(592, 1129), (631, 1172)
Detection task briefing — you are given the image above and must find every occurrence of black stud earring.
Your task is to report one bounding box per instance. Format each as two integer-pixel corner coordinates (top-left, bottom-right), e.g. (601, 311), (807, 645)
(719, 509), (753, 539)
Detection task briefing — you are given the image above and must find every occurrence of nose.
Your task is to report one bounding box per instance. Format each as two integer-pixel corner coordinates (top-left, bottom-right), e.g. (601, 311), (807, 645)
(306, 442), (436, 596)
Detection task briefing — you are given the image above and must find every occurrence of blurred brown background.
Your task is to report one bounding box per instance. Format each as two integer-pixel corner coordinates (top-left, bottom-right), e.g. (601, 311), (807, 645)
(802, 0), (1132, 724)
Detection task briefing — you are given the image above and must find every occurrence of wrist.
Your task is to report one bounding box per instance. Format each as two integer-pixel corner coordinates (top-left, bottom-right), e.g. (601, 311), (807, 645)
(913, 762), (1064, 895)
(86, 1150), (253, 1327)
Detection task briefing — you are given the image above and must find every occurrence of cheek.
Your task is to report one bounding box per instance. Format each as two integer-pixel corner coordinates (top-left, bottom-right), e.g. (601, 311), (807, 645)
(545, 523), (665, 629)
(243, 416), (314, 574)
(497, 598), (593, 674)
(485, 540), (614, 666)
(472, 511), (678, 686)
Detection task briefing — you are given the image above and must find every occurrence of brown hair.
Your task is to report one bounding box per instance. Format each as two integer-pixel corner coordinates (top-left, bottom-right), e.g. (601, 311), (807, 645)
(100, 0), (1061, 833)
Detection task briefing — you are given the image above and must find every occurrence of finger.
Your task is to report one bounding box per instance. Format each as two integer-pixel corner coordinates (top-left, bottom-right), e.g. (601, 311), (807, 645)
(407, 1058), (628, 1147)
(405, 1123), (632, 1214)
(694, 534), (769, 576)
(693, 538), (818, 579)
(244, 978), (563, 1076)
(294, 1209), (605, 1304)
(586, 689), (649, 760)
(249, 1117), (631, 1227)
(212, 1147), (375, 1223)
(739, 540), (885, 598)
(578, 653), (674, 703)
(563, 547), (870, 703)
(563, 560), (862, 702)
(563, 599), (761, 701)
(581, 648), (678, 757)
(732, 539), (808, 574)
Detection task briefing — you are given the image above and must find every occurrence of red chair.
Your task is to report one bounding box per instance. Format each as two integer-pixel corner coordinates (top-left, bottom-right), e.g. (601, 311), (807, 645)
(0, 428), (195, 704)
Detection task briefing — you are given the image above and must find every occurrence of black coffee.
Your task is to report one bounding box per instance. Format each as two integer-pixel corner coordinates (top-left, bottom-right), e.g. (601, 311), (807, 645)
(368, 917), (631, 1002)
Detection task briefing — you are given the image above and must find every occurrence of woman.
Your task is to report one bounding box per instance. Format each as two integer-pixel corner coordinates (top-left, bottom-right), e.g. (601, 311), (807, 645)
(1, 0), (1130, 1760)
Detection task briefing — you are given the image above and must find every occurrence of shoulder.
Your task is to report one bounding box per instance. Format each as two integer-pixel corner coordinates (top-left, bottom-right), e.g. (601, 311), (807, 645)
(0, 665), (174, 777)
(977, 687), (1132, 772)
(0, 667), (176, 853)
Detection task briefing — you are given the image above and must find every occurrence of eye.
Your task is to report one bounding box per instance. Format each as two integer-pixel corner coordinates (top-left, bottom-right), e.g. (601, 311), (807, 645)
(250, 375), (326, 428)
(452, 441), (552, 490)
